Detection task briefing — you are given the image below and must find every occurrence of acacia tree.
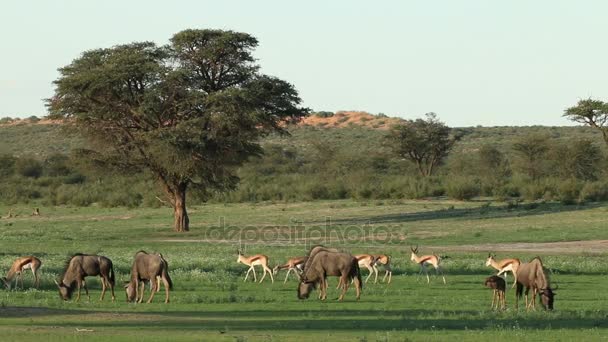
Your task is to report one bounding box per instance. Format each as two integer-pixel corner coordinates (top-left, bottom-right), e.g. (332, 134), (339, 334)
(564, 98), (608, 146)
(386, 113), (456, 177)
(47, 29), (308, 232)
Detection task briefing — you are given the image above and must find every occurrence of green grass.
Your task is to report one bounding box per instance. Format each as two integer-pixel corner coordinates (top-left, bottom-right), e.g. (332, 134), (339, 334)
(0, 199), (607, 341)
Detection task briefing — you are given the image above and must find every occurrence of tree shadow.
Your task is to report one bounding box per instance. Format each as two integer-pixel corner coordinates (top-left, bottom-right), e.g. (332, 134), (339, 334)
(314, 202), (606, 226)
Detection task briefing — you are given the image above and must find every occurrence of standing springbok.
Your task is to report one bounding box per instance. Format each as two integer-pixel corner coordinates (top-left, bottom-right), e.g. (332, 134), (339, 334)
(125, 251), (173, 304)
(273, 256), (307, 283)
(372, 254), (392, 284)
(485, 253), (520, 288)
(55, 254), (115, 302)
(354, 254), (376, 283)
(1, 256), (42, 289)
(237, 250), (274, 283)
(410, 246), (446, 284)
(484, 275), (506, 310)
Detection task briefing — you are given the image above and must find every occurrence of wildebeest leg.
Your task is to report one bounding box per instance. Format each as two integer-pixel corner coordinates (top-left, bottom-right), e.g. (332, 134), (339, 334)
(137, 281), (145, 303)
(353, 275), (361, 300)
(162, 276), (170, 303)
(99, 276), (107, 301)
(76, 280), (82, 302)
(82, 279), (90, 301)
(146, 280), (157, 303)
(338, 274), (349, 301)
(491, 289), (496, 309)
(156, 276), (161, 293)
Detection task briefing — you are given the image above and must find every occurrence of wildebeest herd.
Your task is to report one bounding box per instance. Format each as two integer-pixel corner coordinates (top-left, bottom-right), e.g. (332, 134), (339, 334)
(1, 246), (556, 310)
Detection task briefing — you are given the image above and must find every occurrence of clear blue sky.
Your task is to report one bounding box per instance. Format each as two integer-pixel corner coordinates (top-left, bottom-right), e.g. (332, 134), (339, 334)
(1, 0), (607, 126)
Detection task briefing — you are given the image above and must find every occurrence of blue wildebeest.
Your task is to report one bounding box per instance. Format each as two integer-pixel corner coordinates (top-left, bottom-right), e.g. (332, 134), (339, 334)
(55, 254), (115, 301)
(125, 251), (173, 303)
(515, 257), (557, 310)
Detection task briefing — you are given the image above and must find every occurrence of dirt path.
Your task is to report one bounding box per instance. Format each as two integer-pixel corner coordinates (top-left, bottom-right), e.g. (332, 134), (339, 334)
(431, 240), (608, 254)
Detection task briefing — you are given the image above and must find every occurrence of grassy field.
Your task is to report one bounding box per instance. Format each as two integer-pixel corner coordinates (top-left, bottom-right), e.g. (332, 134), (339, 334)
(0, 200), (607, 341)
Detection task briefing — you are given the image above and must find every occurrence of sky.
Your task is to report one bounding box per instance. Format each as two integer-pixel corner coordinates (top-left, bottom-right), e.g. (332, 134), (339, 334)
(1, 0), (607, 127)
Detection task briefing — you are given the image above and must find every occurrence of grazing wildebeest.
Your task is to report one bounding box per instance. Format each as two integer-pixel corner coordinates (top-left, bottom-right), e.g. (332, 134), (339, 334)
(484, 275), (506, 310)
(124, 251), (173, 304)
(1, 256), (42, 289)
(515, 257), (556, 311)
(485, 253), (520, 288)
(54, 254), (115, 302)
(298, 246), (362, 301)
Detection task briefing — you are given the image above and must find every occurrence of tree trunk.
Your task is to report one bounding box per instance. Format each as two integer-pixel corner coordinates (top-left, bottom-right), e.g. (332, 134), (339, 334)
(172, 184), (189, 232)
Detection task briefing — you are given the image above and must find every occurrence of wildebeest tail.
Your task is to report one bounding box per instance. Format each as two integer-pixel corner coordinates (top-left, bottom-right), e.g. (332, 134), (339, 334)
(109, 263), (115, 286)
(350, 261), (363, 291)
(164, 268), (173, 290)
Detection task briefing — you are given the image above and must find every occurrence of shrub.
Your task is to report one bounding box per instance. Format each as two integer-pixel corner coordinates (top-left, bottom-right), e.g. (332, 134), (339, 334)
(557, 179), (582, 205)
(15, 157), (43, 178)
(445, 178), (480, 200)
(579, 181), (608, 202)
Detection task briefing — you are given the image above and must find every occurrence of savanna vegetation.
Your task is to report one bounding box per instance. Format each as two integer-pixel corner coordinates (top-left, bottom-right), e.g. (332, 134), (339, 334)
(0, 200), (607, 341)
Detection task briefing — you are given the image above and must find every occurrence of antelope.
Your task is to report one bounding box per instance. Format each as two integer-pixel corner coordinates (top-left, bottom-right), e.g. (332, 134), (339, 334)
(485, 253), (520, 288)
(354, 254), (376, 283)
(298, 246), (362, 301)
(1, 256), (42, 289)
(55, 254), (115, 302)
(515, 257), (557, 311)
(273, 256), (306, 283)
(237, 250), (274, 283)
(125, 251), (172, 304)
(484, 275), (506, 310)
(372, 254), (392, 284)
(410, 246), (446, 284)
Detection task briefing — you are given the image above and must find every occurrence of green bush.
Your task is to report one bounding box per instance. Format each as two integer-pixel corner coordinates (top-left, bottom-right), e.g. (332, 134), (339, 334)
(15, 157), (43, 178)
(445, 178), (480, 200)
(579, 181), (608, 202)
(557, 179), (582, 205)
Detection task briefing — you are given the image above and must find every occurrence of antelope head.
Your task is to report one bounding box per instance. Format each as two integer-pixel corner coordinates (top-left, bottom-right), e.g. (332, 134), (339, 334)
(485, 253), (495, 266)
(410, 245), (419, 261)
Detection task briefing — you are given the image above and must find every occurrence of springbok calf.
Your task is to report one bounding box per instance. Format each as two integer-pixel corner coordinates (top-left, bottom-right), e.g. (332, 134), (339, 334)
(55, 254), (115, 302)
(237, 250), (274, 283)
(484, 275), (506, 310)
(372, 254), (392, 284)
(410, 246), (446, 284)
(354, 254), (376, 283)
(125, 251), (172, 304)
(485, 253), (520, 288)
(1, 256), (42, 289)
(273, 256), (306, 283)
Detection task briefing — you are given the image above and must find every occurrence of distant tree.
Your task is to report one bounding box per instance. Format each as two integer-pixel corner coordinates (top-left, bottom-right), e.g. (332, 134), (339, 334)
(44, 153), (72, 177)
(478, 145), (510, 179)
(47, 29), (308, 232)
(553, 139), (603, 181)
(564, 98), (608, 146)
(386, 113), (456, 177)
(512, 134), (550, 180)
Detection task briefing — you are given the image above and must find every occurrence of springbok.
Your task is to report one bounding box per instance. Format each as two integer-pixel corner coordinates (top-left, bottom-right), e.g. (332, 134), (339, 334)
(515, 257), (557, 311)
(237, 250), (274, 283)
(125, 251), (172, 304)
(1, 256), (42, 289)
(273, 256), (306, 283)
(484, 275), (506, 310)
(410, 246), (446, 284)
(55, 254), (115, 302)
(298, 246), (362, 301)
(485, 253), (520, 288)
(354, 254), (376, 283)
(372, 254), (392, 284)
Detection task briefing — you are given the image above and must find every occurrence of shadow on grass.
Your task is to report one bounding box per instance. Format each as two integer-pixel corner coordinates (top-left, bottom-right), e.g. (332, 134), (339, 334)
(21, 308), (608, 331)
(314, 202), (606, 226)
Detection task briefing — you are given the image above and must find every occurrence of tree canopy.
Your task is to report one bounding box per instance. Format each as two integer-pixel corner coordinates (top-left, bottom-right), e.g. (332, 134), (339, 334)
(386, 113), (455, 177)
(47, 29), (308, 232)
(564, 98), (608, 146)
